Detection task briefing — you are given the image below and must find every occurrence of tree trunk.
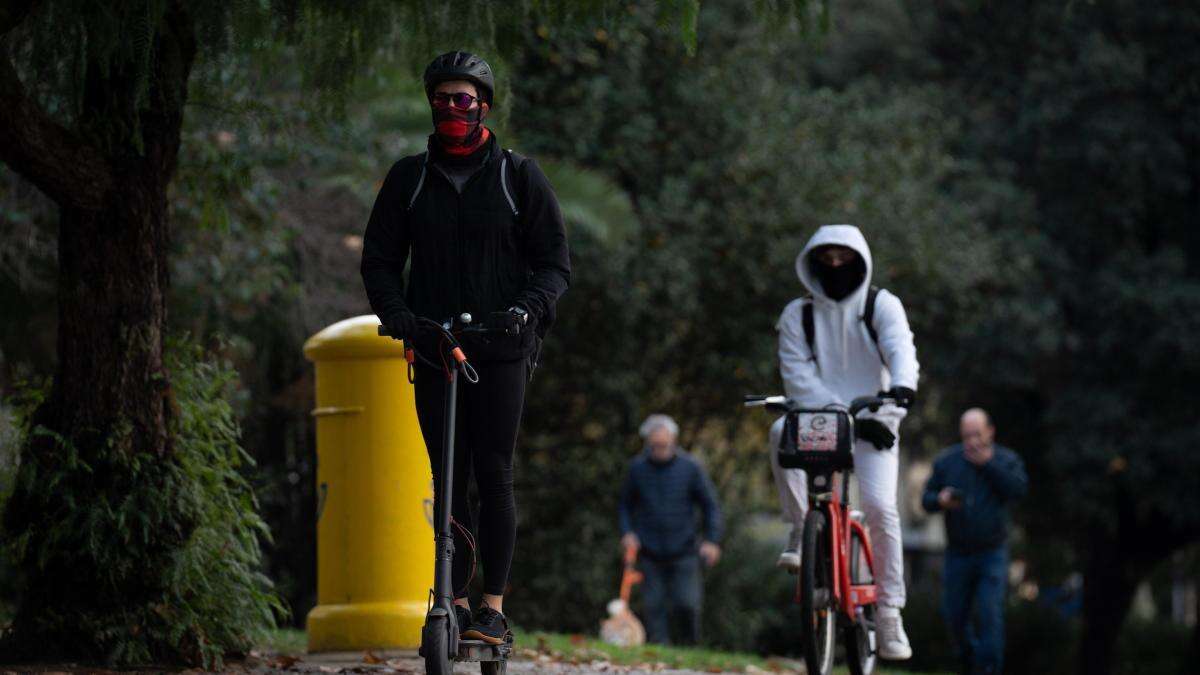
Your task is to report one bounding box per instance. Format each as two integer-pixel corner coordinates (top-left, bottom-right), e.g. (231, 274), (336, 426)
(49, 189), (174, 457)
(0, 1), (196, 661)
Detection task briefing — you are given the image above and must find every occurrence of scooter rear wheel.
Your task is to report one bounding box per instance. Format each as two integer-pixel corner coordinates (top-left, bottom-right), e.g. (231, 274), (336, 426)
(481, 660), (507, 674)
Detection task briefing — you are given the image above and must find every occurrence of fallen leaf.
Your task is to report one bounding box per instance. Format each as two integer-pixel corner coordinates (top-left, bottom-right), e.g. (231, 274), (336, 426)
(362, 650), (384, 664)
(266, 654), (300, 669)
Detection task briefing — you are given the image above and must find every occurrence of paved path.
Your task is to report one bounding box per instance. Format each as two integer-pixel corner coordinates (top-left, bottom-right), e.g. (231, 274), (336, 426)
(258, 649), (790, 674)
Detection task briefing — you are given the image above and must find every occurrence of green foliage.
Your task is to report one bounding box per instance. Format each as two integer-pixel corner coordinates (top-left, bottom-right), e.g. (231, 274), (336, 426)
(507, 1), (1017, 644)
(509, 4), (1199, 669)
(8, 0), (725, 142)
(914, 0), (1200, 566)
(0, 342), (284, 668)
(692, 515), (799, 654)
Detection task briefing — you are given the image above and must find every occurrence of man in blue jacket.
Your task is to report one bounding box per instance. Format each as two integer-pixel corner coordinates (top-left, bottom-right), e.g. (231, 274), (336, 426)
(619, 414), (722, 645)
(922, 408), (1028, 675)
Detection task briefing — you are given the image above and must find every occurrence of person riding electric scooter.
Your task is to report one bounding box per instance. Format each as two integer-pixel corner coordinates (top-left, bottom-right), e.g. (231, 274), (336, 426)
(360, 50), (571, 651)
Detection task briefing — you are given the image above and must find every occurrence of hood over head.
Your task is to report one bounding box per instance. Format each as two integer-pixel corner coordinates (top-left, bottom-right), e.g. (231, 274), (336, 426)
(796, 224), (873, 305)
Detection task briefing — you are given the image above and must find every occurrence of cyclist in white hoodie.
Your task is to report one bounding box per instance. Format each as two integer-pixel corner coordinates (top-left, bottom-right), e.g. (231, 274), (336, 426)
(769, 224), (919, 660)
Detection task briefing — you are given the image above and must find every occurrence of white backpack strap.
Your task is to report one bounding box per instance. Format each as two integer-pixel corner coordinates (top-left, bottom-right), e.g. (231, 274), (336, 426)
(499, 149), (519, 216)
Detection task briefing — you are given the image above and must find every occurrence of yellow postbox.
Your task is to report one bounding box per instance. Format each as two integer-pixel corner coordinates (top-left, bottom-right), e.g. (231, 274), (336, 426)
(304, 315), (432, 651)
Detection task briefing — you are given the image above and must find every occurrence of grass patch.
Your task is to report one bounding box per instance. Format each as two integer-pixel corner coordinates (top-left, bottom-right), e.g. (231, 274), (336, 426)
(525, 630), (772, 671)
(524, 631), (942, 674)
(258, 627), (307, 656)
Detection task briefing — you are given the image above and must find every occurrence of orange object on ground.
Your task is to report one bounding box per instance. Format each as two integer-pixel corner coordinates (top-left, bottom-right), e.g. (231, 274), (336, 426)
(600, 544), (646, 647)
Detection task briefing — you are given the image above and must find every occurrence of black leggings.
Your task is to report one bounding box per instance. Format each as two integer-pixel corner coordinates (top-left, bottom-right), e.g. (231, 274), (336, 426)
(413, 359), (526, 598)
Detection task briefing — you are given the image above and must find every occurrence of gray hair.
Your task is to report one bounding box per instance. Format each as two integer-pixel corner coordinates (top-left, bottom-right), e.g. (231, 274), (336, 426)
(639, 414), (679, 439)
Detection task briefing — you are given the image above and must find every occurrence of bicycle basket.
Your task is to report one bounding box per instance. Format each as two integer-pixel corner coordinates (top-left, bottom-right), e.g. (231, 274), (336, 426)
(778, 409), (854, 470)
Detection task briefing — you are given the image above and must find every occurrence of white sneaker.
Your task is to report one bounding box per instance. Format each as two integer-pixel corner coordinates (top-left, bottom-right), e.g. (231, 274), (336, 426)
(876, 614), (912, 660)
(776, 524), (803, 571)
(777, 549), (800, 571)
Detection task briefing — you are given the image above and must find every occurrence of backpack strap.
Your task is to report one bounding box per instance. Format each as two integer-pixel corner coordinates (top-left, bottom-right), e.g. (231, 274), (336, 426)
(802, 295), (816, 363)
(500, 148), (528, 217)
(863, 285), (888, 367)
(406, 152), (429, 211)
(863, 286), (880, 346)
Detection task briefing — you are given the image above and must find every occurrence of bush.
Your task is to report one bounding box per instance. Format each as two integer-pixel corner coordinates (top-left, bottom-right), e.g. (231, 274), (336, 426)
(0, 341), (284, 668)
(1113, 617), (1190, 675)
(697, 515), (800, 655)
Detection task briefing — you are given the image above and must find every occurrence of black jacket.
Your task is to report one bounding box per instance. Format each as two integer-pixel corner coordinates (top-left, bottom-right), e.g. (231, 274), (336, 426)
(618, 450), (723, 560)
(921, 443), (1028, 553)
(360, 134), (570, 361)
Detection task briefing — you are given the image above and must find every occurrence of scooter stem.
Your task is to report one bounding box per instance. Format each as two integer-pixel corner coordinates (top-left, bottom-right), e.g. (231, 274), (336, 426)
(434, 366), (458, 607)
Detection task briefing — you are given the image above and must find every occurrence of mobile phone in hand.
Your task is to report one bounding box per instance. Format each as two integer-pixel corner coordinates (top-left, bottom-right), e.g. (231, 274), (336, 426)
(946, 487), (964, 505)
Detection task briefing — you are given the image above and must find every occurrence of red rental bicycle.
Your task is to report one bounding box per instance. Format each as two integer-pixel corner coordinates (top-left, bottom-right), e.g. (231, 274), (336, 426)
(745, 393), (898, 675)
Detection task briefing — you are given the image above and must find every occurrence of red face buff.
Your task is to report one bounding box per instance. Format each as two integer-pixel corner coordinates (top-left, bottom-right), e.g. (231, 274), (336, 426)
(431, 96), (490, 155)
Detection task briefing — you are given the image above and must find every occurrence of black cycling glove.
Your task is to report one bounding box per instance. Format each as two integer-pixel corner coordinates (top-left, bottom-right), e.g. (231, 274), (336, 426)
(856, 418), (896, 450)
(383, 311), (418, 341)
(883, 386), (916, 409)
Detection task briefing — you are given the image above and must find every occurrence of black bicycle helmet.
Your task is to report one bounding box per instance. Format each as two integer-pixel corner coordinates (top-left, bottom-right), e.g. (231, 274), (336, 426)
(423, 51), (495, 105)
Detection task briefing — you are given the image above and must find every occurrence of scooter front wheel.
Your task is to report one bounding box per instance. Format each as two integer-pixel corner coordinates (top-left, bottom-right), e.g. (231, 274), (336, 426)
(422, 616), (455, 675)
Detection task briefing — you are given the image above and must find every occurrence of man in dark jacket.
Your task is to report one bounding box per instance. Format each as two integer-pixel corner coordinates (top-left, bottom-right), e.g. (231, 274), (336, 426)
(360, 51), (570, 646)
(619, 414), (722, 645)
(922, 408), (1028, 675)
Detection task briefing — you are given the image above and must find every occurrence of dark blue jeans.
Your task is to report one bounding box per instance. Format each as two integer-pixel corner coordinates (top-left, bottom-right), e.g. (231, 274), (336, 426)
(943, 547), (1008, 675)
(639, 554), (702, 645)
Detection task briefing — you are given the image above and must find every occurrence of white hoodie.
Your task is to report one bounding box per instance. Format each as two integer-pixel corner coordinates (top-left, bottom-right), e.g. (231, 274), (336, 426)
(776, 225), (919, 437)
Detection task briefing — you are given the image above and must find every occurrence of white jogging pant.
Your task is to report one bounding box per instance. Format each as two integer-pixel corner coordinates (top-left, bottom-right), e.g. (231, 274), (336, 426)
(769, 416), (906, 609)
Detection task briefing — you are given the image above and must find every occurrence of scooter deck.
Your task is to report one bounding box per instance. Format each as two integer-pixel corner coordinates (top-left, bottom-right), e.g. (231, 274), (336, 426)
(457, 636), (514, 662)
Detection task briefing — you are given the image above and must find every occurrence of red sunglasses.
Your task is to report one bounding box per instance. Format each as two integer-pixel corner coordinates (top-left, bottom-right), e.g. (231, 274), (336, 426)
(431, 92), (482, 110)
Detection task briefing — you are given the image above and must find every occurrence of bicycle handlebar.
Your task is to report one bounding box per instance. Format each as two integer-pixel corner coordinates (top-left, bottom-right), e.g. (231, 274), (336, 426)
(743, 393), (897, 415)
(743, 395), (787, 408)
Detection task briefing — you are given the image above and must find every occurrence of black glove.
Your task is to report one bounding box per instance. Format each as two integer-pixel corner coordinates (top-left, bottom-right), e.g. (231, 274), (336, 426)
(856, 418), (896, 450)
(883, 386), (916, 409)
(383, 311), (418, 341)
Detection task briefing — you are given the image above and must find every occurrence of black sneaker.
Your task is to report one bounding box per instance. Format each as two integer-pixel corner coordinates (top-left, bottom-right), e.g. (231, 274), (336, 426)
(462, 604), (511, 645)
(454, 604), (473, 636)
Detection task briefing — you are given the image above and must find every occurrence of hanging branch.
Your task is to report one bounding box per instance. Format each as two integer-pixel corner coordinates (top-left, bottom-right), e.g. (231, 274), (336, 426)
(0, 1), (114, 211)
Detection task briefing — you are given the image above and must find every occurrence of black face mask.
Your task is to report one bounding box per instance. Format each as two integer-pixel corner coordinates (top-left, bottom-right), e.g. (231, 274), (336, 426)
(811, 255), (866, 301)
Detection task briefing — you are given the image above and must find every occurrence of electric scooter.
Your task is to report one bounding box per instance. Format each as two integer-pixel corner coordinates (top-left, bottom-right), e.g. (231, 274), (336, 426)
(379, 311), (521, 675)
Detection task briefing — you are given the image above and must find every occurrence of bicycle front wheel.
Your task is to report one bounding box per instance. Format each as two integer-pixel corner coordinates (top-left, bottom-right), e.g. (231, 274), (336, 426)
(844, 523), (877, 675)
(799, 508), (835, 675)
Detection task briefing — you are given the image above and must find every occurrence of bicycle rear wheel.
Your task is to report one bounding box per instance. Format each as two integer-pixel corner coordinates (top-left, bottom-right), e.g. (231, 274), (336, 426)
(844, 523), (877, 675)
(799, 508), (835, 675)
